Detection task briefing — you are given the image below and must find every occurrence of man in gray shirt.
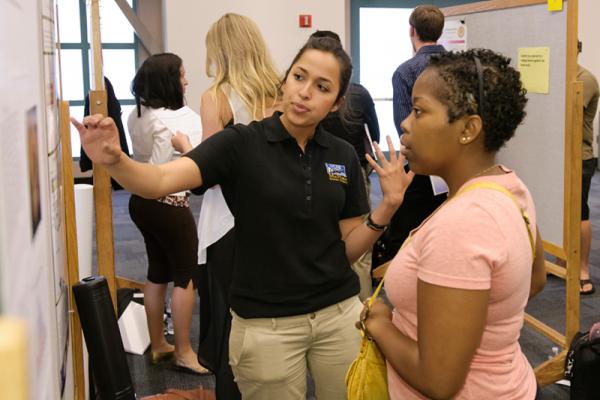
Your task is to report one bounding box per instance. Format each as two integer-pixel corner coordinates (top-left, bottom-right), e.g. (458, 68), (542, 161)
(578, 56), (599, 295)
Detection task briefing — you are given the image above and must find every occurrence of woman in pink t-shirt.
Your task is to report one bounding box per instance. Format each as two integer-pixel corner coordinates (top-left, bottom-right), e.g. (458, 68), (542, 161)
(361, 49), (547, 399)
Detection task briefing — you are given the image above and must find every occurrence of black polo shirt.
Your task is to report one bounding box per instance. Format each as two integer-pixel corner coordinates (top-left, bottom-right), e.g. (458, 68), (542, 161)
(184, 112), (369, 318)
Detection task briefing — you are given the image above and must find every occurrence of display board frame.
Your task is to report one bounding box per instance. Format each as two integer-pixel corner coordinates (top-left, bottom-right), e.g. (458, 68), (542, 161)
(442, 0), (582, 385)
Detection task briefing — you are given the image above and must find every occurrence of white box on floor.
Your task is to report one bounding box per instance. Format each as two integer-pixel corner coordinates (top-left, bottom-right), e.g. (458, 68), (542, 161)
(118, 301), (150, 355)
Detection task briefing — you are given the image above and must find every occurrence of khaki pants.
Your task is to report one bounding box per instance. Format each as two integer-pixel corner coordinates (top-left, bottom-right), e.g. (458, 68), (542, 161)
(229, 297), (363, 400)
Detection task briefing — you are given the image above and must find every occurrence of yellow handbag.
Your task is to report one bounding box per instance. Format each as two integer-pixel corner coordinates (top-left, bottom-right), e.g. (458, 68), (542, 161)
(345, 277), (389, 400)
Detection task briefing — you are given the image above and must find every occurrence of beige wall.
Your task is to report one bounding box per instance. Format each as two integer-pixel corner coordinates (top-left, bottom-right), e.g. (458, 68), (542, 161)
(137, 0), (164, 64)
(162, 0), (347, 114)
(579, 0), (600, 80)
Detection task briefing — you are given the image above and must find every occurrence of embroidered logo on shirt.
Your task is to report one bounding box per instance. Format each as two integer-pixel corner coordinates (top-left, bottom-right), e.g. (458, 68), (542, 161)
(325, 163), (348, 184)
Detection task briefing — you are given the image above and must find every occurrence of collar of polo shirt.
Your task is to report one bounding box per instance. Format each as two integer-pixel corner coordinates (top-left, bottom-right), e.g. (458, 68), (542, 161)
(265, 111), (332, 148)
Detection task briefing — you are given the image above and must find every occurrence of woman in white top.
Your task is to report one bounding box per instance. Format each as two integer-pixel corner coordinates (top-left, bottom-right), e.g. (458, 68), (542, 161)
(173, 13), (280, 398)
(128, 53), (208, 374)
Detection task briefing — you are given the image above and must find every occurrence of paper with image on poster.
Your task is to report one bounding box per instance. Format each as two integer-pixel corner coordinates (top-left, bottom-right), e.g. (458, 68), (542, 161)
(438, 19), (467, 52)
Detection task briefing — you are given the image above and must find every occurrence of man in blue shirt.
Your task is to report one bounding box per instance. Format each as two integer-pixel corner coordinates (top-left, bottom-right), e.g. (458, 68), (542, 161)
(378, 5), (447, 266)
(392, 5), (446, 132)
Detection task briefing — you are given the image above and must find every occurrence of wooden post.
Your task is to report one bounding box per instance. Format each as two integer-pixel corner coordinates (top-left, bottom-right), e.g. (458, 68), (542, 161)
(88, 0), (117, 309)
(532, 0), (583, 386)
(116, 276), (146, 292)
(534, 349), (568, 387)
(89, 0), (104, 93)
(563, 0), (582, 346)
(59, 101), (85, 399)
(89, 91), (117, 309)
(564, 81), (583, 344)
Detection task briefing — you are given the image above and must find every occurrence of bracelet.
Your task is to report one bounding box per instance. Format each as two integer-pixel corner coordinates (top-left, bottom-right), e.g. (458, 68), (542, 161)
(365, 212), (388, 232)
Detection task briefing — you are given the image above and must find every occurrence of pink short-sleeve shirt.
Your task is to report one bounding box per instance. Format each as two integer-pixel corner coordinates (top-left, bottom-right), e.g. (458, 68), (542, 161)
(385, 168), (538, 399)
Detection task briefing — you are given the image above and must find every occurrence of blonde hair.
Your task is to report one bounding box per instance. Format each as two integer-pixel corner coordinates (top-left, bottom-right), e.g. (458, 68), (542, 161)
(205, 13), (280, 120)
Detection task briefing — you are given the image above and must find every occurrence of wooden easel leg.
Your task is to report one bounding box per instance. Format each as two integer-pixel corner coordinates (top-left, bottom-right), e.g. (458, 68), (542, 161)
(534, 350), (567, 387)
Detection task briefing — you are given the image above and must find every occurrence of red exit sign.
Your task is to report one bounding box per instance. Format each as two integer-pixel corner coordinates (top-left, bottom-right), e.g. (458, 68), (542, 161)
(299, 14), (312, 28)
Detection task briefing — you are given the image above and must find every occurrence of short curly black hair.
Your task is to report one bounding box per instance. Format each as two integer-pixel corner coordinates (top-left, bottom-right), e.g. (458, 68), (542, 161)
(427, 48), (528, 152)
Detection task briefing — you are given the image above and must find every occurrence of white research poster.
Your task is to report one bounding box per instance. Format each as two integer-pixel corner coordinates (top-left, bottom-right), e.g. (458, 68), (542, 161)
(439, 19), (467, 52)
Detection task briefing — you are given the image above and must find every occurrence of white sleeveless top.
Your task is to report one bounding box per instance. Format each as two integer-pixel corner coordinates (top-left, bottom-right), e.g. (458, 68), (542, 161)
(197, 85), (253, 264)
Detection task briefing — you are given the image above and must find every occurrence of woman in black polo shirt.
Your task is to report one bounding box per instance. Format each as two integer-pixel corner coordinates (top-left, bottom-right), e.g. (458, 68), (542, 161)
(72, 37), (413, 399)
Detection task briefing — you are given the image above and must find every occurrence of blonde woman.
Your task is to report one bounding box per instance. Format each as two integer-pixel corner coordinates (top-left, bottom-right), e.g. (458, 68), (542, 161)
(200, 12), (280, 132)
(173, 13), (280, 399)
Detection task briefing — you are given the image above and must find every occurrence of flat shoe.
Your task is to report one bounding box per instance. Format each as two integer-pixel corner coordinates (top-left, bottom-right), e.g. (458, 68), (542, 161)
(151, 350), (174, 364)
(174, 360), (212, 376)
(580, 279), (596, 295)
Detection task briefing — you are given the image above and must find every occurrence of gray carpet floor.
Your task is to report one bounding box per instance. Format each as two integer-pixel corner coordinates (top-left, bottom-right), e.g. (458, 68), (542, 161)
(93, 172), (600, 399)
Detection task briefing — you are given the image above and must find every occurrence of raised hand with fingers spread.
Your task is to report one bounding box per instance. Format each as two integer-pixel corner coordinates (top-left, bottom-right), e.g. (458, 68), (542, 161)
(366, 135), (415, 209)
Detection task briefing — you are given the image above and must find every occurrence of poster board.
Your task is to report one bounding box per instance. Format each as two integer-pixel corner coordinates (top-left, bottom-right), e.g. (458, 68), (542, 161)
(445, 1), (567, 247)
(0, 0), (71, 398)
